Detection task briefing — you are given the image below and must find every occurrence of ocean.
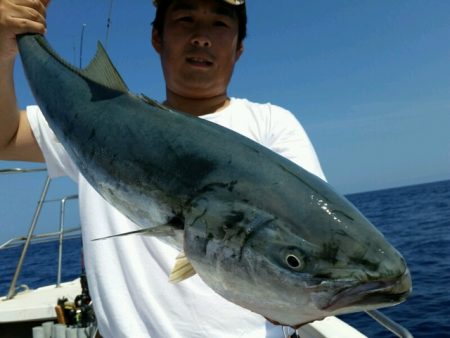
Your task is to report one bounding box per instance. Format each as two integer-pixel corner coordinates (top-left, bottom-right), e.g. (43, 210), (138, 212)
(1, 180), (449, 337)
(341, 180), (450, 337)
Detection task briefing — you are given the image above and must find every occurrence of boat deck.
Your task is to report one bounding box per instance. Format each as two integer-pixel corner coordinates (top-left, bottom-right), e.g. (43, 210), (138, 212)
(0, 279), (81, 324)
(0, 277), (366, 338)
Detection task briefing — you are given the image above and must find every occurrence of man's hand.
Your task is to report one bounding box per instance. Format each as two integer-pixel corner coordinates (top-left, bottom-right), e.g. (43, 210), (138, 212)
(0, 0), (50, 62)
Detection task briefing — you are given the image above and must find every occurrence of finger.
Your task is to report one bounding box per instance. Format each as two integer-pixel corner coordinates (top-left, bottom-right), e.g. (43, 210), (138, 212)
(14, 0), (48, 20)
(29, 0), (51, 14)
(6, 16), (46, 35)
(17, 0), (47, 10)
(10, 5), (47, 27)
(42, 0), (51, 9)
(10, 11), (47, 30)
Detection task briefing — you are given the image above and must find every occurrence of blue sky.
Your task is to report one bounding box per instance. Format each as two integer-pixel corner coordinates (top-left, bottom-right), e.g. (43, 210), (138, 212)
(1, 0), (449, 242)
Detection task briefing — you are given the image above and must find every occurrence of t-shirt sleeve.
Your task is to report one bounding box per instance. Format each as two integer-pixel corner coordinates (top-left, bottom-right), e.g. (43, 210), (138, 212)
(26, 105), (79, 182)
(265, 104), (326, 181)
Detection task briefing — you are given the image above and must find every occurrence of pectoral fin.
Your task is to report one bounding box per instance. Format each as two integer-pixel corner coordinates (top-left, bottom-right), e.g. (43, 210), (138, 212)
(92, 224), (175, 241)
(169, 252), (196, 283)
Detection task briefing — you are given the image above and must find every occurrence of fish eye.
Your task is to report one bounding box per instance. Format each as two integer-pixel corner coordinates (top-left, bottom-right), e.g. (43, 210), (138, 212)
(285, 254), (304, 271)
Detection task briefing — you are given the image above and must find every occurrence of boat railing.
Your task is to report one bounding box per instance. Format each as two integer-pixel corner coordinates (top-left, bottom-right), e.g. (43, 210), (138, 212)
(0, 227), (80, 250)
(365, 310), (413, 338)
(0, 168), (80, 300)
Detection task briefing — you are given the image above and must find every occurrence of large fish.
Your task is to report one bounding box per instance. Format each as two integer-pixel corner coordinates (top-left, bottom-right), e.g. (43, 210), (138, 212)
(18, 34), (411, 327)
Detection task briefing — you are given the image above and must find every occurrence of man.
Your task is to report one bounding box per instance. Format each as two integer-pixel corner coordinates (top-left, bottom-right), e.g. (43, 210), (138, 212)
(0, 0), (325, 336)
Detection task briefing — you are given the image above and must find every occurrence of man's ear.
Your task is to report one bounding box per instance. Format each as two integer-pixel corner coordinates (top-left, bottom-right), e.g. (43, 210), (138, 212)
(236, 42), (244, 61)
(152, 29), (163, 54)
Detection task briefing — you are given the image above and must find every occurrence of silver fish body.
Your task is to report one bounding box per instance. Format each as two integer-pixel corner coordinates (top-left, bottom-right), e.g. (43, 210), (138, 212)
(18, 34), (411, 327)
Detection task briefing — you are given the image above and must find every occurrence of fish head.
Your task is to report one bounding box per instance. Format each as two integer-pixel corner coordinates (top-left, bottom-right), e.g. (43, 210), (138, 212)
(184, 188), (412, 327)
(237, 215), (411, 326)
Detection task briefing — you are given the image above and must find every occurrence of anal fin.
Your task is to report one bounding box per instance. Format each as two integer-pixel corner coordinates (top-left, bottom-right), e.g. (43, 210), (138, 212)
(169, 252), (196, 283)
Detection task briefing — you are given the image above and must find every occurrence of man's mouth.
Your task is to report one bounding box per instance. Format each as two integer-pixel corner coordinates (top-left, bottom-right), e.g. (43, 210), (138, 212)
(186, 56), (213, 67)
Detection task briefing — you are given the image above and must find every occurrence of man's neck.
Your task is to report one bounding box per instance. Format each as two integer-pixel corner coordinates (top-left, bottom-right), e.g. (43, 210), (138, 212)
(164, 92), (231, 117)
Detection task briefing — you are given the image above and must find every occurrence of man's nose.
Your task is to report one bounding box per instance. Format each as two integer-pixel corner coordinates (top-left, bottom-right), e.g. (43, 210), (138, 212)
(190, 34), (212, 48)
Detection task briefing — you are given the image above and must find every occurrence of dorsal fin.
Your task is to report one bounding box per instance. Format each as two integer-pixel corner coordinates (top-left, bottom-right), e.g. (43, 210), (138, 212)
(139, 93), (169, 110)
(19, 35), (129, 93)
(169, 252), (197, 283)
(81, 41), (129, 92)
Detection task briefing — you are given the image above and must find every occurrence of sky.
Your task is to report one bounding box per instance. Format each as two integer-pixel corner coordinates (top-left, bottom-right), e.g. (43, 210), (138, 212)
(0, 0), (449, 243)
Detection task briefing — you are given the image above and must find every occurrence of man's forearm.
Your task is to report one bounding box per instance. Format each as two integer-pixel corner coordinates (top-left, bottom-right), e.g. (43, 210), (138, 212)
(0, 57), (20, 150)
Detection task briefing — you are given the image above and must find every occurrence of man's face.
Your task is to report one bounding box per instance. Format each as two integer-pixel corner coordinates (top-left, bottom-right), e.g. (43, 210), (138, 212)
(152, 0), (243, 100)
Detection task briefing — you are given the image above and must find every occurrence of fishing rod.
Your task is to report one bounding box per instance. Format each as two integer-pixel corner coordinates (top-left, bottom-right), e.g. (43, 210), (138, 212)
(79, 23), (86, 68)
(105, 0), (114, 50)
(78, 0), (114, 67)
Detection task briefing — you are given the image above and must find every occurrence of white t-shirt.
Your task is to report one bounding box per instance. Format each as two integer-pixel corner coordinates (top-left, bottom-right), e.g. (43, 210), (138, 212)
(27, 97), (325, 338)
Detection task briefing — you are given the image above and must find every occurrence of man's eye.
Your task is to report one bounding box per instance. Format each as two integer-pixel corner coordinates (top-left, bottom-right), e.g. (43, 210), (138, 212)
(178, 16), (193, 23)
(214, 21), (228, 27)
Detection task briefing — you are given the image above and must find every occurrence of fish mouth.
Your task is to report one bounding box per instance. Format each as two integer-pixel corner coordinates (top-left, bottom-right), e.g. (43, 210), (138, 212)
(324, 269), (412, 311)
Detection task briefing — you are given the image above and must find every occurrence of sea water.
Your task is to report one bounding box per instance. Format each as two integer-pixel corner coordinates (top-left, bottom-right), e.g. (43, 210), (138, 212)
(341, 180), (450, 337)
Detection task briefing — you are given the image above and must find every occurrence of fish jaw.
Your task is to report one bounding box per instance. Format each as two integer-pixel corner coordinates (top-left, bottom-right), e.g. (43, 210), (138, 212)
(261, 268), (411, 328)
(323, 267), (412, 313)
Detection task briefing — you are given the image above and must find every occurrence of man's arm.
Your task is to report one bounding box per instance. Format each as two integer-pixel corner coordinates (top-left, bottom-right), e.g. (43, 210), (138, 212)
(0, 0), (51, 162)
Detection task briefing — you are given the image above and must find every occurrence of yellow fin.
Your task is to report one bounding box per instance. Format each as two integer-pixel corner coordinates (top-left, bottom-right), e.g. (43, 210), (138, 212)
(169, 252), (196, 283)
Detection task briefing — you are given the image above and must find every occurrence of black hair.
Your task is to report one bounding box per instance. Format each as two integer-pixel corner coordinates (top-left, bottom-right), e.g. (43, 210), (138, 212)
(152, 0), (247, 44)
